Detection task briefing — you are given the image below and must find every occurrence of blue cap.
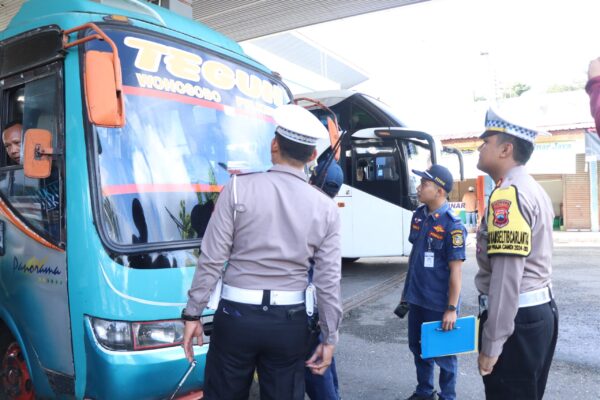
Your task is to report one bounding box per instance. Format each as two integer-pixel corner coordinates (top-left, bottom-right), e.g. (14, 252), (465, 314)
(314, 161), (343, 198)
(412, 164), (454, 193)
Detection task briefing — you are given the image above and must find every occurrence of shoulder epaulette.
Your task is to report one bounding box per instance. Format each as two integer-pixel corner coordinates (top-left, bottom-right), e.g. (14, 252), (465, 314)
(445, 207), (461, 222)
(232, 171), (262, 177)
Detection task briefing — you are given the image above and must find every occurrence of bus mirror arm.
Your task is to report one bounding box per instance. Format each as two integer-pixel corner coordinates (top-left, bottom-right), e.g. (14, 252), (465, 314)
(23, 129), (54, 179)
(34, 144), (54, 159)
(63, 23), (125, 128)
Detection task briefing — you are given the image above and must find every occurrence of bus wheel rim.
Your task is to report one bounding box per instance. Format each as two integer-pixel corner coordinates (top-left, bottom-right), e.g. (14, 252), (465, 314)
(2, 342), (35, 400)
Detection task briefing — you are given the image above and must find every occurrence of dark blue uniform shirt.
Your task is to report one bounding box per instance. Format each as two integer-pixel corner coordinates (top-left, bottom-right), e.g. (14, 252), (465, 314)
(403, 203), (467, 313)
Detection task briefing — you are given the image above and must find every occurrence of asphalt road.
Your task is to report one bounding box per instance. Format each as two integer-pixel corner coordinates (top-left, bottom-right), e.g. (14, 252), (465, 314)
(246, 244), (600, 399)
(334, 246), (600, 400)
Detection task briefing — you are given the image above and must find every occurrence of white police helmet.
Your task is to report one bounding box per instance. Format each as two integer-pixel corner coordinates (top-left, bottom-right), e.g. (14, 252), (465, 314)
(273, 104), (328, 146)
(481, 108), (550, 143)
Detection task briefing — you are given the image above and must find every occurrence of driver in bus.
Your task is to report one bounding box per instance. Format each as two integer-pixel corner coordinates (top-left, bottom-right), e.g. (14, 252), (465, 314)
(2, 121), (22, 165)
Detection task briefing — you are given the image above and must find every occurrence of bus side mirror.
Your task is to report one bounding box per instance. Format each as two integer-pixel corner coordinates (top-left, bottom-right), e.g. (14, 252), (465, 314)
(23, 129), (53, 179)
(327, 117), (341, 161)
(84, 50), (125, 127)
(63, 23), (125, 128)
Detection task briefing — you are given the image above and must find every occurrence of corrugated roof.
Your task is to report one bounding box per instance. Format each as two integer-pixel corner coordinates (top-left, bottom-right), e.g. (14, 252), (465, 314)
(193, 0), (429, 41)
(0, 0), (25, 32)
(1, 0), (429, 38)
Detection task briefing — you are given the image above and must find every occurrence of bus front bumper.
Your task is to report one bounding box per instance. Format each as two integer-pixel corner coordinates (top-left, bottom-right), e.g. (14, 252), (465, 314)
(83, 319), (208, 399)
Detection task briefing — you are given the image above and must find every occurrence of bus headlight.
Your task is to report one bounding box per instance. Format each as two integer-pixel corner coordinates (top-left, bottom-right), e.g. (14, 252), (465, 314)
(89, 316), (212, 351)
(132, 320), (184, 350)
(90, 317), (133, 350)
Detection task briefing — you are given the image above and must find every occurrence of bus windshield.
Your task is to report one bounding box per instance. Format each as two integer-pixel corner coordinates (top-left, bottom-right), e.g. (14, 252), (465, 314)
(88, 28), (289, 249)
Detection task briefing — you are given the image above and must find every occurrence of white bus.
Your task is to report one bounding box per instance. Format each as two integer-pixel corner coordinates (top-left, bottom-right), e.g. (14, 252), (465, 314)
(297, 91), (463, 261)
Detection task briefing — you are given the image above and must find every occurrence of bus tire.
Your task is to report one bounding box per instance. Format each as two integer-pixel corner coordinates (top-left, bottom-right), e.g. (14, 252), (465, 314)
(342, 257), (360, 263)
(0, 328), (35, 400)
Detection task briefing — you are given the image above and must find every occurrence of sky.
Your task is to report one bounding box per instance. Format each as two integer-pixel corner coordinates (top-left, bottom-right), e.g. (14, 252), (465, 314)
(287, 0), (600, 134)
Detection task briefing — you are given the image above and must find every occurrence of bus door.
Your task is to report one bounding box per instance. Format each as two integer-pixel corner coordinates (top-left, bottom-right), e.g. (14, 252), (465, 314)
(0, 52), (70, 395)
(343, 128), (436, 257)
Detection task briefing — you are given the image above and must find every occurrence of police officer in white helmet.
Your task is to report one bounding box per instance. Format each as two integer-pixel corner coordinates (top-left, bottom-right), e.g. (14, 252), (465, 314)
(181, 104), (343, 400)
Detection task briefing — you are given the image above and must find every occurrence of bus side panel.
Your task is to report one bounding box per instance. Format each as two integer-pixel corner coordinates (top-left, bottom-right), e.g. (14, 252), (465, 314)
(335, 184), (354, 257)
(0, 214), (71, 395)
(343, 186), (406, 257)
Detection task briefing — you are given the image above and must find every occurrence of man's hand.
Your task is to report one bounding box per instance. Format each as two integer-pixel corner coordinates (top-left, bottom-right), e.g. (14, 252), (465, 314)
(442, 310), (457, 331)
(478, 352), (499, 376)
(306, 343), (335, 375)
(589, 57), (600, 80)
(182, 321), (203, 363)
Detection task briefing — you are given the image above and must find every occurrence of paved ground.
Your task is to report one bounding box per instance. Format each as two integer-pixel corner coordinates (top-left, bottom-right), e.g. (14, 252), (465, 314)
(244, 232), (600, 399)
(334, 244), (600, 400)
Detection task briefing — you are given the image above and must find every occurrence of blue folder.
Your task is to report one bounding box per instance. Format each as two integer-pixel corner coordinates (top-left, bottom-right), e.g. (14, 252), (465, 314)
(421, 315), (479, 359)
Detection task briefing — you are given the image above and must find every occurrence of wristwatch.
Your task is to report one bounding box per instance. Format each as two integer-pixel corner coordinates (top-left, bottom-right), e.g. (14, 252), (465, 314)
(447, 304), (457, 312)
(180, 308), (201, 321)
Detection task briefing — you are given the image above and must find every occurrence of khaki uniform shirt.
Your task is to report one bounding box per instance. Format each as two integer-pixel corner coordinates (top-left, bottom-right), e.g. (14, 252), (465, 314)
(186, 164), (343, 344)
(475, 166), (554, 357)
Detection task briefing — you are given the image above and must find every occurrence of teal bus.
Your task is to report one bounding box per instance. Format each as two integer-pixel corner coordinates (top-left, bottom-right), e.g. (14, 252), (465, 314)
(0, 0), (289, 398)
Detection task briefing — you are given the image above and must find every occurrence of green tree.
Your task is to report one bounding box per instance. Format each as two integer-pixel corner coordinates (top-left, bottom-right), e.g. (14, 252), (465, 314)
(501, 82), (531, 98)
(547, 81), (585, 93)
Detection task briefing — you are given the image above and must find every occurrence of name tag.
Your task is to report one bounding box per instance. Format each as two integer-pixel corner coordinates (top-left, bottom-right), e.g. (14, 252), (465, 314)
(424, 251), (434, 268)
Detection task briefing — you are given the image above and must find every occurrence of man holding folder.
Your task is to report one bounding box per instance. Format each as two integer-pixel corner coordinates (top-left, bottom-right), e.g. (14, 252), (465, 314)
(401, 165), (467, 400)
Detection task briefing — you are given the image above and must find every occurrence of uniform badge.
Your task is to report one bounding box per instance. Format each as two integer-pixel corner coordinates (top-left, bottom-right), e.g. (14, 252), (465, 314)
(452, 231), (464, 247)
(412, 224), (421, 231)
(433, 225), (445, 233)
(491, 199), (511, 228)
(429, 231), (443, 240)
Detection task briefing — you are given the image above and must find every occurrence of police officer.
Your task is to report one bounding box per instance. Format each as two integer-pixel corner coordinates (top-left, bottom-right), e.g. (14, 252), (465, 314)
(475, 108), (558, 400)
(306, 160), (343, 400)
(181, 104), (343, 400)
(402, 165), (467, 400)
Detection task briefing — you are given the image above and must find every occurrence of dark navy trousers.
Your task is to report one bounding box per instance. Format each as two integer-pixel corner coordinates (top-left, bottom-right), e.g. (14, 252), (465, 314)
(304, 333), (340, 400)
(480, 299), (558, 400)
(408, 303), (458, 400)
(204, 299), (309, 400)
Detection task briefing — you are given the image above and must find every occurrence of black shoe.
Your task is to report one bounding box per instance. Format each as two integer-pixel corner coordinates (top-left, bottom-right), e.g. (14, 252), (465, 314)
(404, 391), (437, 400)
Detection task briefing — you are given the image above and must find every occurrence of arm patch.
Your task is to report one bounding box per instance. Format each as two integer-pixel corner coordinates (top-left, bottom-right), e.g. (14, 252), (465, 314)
(487, 185), (532, 256)
(451, 230), (464, 247)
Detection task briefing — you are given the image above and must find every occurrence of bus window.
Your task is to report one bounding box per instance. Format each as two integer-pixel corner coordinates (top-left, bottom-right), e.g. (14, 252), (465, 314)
(352, 143), (403, 205)
(0, 72), (64, 245)
(350, 106), (378, 132)
(404, 140), (432, 207)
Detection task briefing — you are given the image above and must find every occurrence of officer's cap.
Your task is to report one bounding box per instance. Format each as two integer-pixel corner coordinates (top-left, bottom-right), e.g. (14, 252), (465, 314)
(412, 164), (454, 193)
(480, 108), (549, 143)
(314, 161), (344, 198)
(273, 104), (328, 146)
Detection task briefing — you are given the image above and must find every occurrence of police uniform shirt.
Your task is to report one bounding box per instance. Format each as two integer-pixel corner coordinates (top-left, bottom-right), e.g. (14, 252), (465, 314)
(404, 203), (467, 313)
(475, 165), (554, 357)
(186, 164), (343, 345)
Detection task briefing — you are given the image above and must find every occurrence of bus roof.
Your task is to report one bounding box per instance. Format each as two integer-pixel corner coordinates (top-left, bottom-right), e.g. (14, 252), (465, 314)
(3, 0), (261, 71)
(296, 90), (358, 108)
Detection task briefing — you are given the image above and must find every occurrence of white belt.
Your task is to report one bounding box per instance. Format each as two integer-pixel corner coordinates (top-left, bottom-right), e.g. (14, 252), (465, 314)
(480, 287), (551, 312)
(221, 284), (304, 306)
